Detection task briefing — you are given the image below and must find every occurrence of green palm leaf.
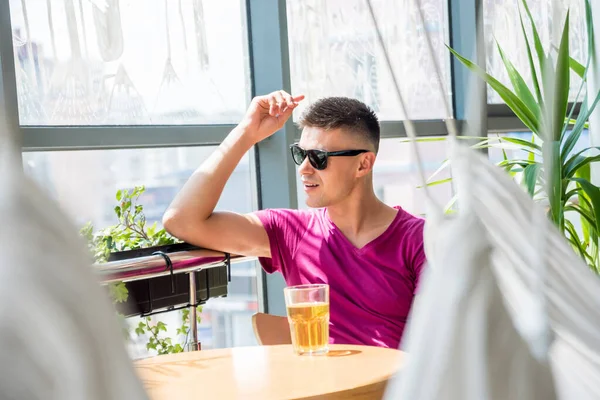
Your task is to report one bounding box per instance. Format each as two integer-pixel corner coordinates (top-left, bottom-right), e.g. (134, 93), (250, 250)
(448, 46), (540, 133)
(496, 40), (540, 119)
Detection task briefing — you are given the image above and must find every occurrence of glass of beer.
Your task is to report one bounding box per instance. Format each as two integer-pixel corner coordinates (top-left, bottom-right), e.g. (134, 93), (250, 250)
(284, 284), (330, 355)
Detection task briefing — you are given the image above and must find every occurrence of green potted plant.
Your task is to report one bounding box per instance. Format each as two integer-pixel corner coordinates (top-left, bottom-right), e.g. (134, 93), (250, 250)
(436, 0), (600, 274)
(80, 185), (202, 355)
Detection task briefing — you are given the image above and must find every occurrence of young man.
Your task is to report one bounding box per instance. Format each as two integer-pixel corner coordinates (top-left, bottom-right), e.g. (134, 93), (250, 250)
(163, 90), (426, 349)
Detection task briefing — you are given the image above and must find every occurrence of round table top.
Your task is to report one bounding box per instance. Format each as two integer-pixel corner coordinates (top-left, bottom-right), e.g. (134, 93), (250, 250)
(134, 344), (404, 400)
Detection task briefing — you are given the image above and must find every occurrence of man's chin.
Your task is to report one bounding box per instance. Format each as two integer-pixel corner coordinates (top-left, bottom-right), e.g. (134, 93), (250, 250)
(305, 197), (326, 209)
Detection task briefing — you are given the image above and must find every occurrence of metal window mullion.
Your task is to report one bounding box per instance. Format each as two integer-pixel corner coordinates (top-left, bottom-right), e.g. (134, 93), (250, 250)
(20, 125), (239, 151)
(0, 0), (22, 154)
(291, 120), (466, 141)
(449, 0), (487, 141)
(247, 0), (296, 316)
(487, 103), (582, 133)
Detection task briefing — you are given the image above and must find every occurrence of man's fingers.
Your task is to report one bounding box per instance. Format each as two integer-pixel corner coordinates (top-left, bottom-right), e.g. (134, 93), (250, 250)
(282, 91), (295, 109)
(278, 92), (304, 122)
(292, 94), (305, 103)
(267, 96), (278, 116)
(272, 91), (287, 115)
(279, 91), (305, 112)
(254, 92), (304, 117)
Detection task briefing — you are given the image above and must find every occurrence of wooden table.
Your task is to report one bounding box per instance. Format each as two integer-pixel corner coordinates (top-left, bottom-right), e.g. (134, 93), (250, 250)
(134, 344), (404, 399)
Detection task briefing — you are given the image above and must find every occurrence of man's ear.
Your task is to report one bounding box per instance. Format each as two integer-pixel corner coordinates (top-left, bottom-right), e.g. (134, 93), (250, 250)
(357, 152), (376, 177)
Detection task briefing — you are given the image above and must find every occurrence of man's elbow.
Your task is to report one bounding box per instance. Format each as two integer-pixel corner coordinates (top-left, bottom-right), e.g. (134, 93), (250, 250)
(163, 209), (209, 246)
(162, 208), (184, 238)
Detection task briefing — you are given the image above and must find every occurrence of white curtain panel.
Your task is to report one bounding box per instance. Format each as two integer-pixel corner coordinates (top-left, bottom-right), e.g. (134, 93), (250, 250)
(0, 133), (148, 398)
(384, 143), (600, 400)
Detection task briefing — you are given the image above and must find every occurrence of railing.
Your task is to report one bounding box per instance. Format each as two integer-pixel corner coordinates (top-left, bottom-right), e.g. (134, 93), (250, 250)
(95, 248), (255, 284)
(93, 248), (256, 351)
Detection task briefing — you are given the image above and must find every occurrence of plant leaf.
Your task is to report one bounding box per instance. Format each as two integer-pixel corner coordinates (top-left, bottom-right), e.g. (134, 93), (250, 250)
(562, 97), (589, 158)
(418, 178), (452, 188)
(520, 0), (546, 73)
(486, 142), (540, 156)
(519, 7), (543, 103)
(565, 202), (595, 259)
(567, 0), (595, 82)
(528, 135), (536, 162)
(500, 136), (542, 152)
(561, 0), (594, 141)
(426, 159), (451, 183)
(544, 141), (563, 228)
(564, 146), (600, 178)
(496, 40), (540, 119)
(497, 159), (536, 169)
(562, 89), (600, 161)
(443, 194), (458, 214)
(575, 162), (592, 244)
(564, 218), (588, 261)
(549, 11), (570, 142)
(501, 140), (509, 162)
(564, 187), (581, 203)
(448, 46), (540, 133)
(566, 118), (590, 129)
(569, 57), (585, 79)
(523, 163), (540, 197)
(565, 204), (596, 229)
(564, 154), (600, 179)
(571, 177), (600, 245)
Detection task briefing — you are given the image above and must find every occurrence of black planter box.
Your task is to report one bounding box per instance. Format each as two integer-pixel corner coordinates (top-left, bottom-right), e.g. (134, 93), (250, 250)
(108, 243), (229, 317)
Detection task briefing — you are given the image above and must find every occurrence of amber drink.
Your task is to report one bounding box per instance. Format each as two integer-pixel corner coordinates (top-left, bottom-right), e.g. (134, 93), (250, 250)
(284, 284), (329, 355)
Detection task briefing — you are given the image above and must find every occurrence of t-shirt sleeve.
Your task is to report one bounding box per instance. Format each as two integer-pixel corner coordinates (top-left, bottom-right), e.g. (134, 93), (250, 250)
(408, 219), (427, 295)
(253, 208), (309, 275)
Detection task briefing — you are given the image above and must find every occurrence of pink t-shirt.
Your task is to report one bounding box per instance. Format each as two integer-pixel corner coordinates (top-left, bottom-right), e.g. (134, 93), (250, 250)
(255, 206), (426, 349)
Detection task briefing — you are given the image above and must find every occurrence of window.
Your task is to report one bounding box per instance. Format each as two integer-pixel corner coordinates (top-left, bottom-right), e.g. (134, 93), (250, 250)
(9, 0), (250, 125)
(373, 138), (452, 215)
(484, 0), (587, 104)
(286, 0), (452, 121)
(23, 146), (259, 354)
(296, 137), (452, 216)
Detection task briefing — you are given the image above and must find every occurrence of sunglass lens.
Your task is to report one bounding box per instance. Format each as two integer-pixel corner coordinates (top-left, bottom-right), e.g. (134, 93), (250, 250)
(291, 145), (305, 165)
(308, 151), (327, 170)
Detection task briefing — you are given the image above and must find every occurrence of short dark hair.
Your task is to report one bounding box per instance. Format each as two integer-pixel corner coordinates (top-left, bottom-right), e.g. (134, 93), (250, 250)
(298, 97), (380, 153)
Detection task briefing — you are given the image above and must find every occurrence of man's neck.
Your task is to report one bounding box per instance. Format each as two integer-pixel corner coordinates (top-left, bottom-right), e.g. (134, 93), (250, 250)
(326, 190), (396, 238)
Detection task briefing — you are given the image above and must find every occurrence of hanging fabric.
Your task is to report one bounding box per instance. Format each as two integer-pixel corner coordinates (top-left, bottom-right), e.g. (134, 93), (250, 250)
(384, 144), (558, 400)
(0, 120), (148, 398)
(192, 0), (209, 70)
(360, 0), (600, 398)
(92, 0), (124, 62)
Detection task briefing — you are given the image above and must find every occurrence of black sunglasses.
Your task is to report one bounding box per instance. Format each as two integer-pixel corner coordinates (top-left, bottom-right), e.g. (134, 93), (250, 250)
(290, 144), (369, 170)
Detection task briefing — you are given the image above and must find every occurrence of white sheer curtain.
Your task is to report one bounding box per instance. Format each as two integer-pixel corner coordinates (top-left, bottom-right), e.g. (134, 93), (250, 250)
(363, 0), (600, 397)
(0, 117), (147, 399)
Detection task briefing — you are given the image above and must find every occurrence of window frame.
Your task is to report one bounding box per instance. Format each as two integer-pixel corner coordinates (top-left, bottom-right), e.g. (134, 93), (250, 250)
(0, 0), (587, 314)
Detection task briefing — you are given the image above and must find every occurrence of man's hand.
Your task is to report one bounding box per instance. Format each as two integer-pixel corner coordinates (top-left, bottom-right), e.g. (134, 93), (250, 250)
(239, 90), (305, 144)
(163, 90), (304, 258)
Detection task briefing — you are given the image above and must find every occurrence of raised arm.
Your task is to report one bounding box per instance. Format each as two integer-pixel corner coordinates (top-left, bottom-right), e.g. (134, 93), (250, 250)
(162, 90), (304, 258)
